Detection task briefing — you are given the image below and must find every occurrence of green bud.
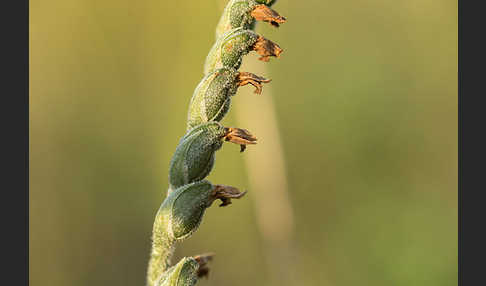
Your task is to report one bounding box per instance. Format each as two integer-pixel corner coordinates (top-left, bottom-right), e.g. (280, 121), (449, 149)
(216, 0), (253, 38)
(155, 257), (199, 286)
(169, 123), (225, 191)
(187, 68), (271, 130)
(156, 254), (213, 286)
(187, 69), (238, 130)
(205, 28), (283, 74)
(215, 0), (286, 39)
(169, 122), (257, 191)
(168, 181), (215, 239)
(169, 182), (246, 239)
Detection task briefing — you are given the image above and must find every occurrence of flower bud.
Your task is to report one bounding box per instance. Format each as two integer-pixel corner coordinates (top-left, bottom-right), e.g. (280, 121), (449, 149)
(155, 181), (247, 241)
(205, 28), (283, 74)
(215, 0), (286, 39)
(169, 123), (224, 191)
(187, 68), (271, 130)
(155, 257), (199, 286)
(155, 254), (213, 286)
(169, 122), (257, 191)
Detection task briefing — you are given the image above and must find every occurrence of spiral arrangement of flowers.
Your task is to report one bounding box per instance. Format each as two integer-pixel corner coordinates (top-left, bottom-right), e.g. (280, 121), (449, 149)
(146, 1), (286, 285)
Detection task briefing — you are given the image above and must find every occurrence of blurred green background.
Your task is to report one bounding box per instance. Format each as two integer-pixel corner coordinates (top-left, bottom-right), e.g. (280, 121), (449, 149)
(30, 0), (457, 285)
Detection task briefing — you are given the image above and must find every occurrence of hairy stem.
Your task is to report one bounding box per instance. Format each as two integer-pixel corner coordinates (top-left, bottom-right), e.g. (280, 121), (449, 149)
(147, 206), (176, 286)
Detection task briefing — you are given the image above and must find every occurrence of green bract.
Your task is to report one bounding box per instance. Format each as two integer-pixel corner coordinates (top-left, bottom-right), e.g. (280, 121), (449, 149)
(187, 68), (271, 131)
(169, 122), (226, 191)
(205, 28), (282, 75)
(205, 28), (258, 74)
(216, 0), (255, 39)
(155, 257), (199, 286)
(187, 69), (239, 130)
(215, 0), (285, 39)
(169, 121), (258, 191)
(166, 181), (215, 240)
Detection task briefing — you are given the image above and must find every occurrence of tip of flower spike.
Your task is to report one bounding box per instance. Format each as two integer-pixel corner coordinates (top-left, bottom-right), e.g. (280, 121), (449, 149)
(250, 4), (287, 28)
(237, 72), (271, 95)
